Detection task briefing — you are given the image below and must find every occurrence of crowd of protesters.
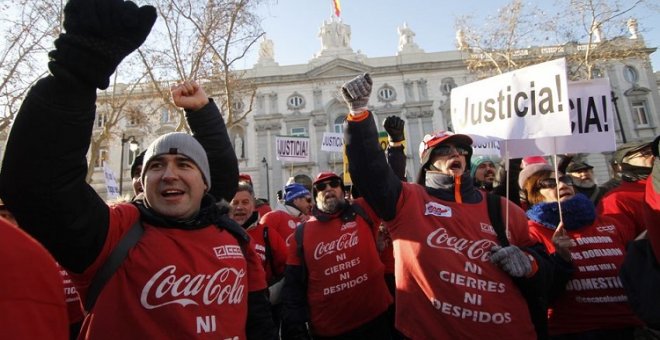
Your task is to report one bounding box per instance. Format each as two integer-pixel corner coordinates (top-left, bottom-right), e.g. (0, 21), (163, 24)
(0, 0), (659, 339)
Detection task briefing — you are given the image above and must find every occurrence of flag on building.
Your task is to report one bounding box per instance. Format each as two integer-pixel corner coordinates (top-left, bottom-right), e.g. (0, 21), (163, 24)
(333, 0), (341, 17)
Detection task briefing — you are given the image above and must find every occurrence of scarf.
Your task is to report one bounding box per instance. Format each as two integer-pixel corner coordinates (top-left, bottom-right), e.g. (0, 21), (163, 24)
(526, 193), (596, 231)
(425, 172), (481, 203)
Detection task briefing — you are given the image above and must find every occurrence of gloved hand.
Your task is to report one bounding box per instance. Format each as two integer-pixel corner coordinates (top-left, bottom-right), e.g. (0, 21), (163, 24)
(490, 245), (532, 277)
(341, 73), (372, 114)
(48, 0), (157, 89)
(383, 115), (405, 143)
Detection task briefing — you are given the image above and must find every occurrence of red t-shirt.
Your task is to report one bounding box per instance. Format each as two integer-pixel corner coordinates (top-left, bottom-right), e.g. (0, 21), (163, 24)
(261, 209), (305, 247)
(71, 204), (267, 339)
(597, 179), (647, 237)
(286, 200), (392, 336)
(245, 222), (287, 283)
(528, 216), (642, 334)
(0, 219), (69, 339)
(387, 183), (537, 340)
(58, 264), (85, 325)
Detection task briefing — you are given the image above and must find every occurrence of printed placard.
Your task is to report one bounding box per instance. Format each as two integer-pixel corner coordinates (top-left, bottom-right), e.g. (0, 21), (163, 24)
(451, 58), (571, 140)
(276, 135), (311, 162)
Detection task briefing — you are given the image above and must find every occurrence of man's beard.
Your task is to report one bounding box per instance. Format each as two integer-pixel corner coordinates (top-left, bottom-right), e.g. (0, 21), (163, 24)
(572, 177), (595, 188)
(318, 195), (345, 214)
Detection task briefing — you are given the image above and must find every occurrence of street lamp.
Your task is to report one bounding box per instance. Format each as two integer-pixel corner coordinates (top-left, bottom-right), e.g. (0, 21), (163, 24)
(261, 157), (270, 201)
(119, 133), (139, 196)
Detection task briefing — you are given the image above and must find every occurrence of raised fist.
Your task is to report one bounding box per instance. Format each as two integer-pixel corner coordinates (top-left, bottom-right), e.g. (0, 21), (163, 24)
(383, 115), (405, 143)
(341, 73), (372, 114)
(48, 0), (157, 89)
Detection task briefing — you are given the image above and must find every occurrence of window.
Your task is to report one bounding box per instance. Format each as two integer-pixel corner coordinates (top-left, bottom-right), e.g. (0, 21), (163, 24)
(160, 108), (173, 124)
(592, 68), (603, 78)
(334, 115), (346, 133)
(623, 65), (639, 84)
(232, 100), (245, 113)
(631, 101), (649, 126)
(377, 86), (396, 102)
(95, 148), (108, 169)
(95, 112), (107, 129)
(287, 93), (305, 110)
(290, 127), (307, 137)
(127, 146), (140, 167)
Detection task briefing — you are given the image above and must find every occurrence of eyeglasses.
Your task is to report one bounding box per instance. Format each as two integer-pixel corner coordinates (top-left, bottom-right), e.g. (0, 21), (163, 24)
(536, 175), (573, 189)
(431, 144), (470, 157)
(314, 179), (341, 191)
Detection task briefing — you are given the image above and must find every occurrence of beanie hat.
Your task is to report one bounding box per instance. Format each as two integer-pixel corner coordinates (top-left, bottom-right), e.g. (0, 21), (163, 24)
(470, 156), (497, 178)
(141, 132), (211, 189)
(518, 156), (553, 188)
(284, 183), (310, 203)
(130, 150), (146, 178)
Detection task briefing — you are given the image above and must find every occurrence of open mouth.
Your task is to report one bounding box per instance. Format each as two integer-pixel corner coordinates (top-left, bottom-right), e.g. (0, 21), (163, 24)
(161, 189), (184, 197)
(448, 160), (462, 170)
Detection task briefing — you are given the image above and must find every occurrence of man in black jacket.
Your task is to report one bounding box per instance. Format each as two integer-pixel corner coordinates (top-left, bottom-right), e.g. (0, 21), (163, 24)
(0, 0), (275, 338)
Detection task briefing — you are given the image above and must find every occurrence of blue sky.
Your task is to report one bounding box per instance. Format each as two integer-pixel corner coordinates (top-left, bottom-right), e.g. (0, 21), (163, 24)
(242, 0), (660, 72)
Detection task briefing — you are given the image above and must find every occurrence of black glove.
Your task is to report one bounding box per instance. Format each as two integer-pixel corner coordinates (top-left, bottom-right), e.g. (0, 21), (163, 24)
(653, 135), (659, 157)
(383, 115), (405, 143)
(48, 0), (157, 89)
(341, 73), (372, 114)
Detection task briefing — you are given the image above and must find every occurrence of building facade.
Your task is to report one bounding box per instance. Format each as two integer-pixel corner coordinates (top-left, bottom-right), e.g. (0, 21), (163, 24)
(70, 17), (660, 200)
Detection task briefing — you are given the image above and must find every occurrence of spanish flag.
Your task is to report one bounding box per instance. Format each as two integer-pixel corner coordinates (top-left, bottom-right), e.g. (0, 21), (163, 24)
(333, 0), (341, 17)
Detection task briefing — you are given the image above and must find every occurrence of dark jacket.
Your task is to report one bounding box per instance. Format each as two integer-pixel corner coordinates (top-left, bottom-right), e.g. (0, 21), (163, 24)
(0, 75), (274, 339)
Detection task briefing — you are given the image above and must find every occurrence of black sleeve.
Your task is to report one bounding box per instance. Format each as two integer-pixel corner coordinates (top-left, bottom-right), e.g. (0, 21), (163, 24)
(344, 113), (403, 221)
(0, 76), (110, 273)
(246, 289), (277, 340)
(281, 264), (309, 325)
(387, 145), (407, 181)
(186, 99), (238, 203)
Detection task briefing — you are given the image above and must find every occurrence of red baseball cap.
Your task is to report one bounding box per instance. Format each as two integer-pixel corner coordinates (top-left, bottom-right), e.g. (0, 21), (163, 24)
(239, 173), (253, 185)
(418, 131), (473, 165)
(313, 172), (342, 186)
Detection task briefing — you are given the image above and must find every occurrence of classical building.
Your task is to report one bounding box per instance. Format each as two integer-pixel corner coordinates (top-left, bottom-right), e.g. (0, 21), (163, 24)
(79, 17), (659, 200)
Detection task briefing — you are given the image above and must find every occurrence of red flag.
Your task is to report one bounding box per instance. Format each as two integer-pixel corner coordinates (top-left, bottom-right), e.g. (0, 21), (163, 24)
(333, 0), (341, 17)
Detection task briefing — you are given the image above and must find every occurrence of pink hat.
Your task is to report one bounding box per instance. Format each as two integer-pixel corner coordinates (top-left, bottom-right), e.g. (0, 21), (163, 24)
(518, 157), (553, 188)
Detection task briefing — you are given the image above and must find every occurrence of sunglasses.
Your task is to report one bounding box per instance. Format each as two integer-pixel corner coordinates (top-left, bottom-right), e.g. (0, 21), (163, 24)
(431, 144), (470, 157)
(314, 179), (341, 191)
(537, 175), (573, 189)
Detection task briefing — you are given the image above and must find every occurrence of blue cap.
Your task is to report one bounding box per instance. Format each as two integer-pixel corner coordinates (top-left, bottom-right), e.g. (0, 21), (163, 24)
(284, 183), (310, 203)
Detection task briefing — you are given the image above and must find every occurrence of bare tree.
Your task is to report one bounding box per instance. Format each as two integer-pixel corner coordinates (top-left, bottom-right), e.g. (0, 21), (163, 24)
(456, 0), (656, 80)
(0, 0), (63, 132)
(138, 0), (265, 131)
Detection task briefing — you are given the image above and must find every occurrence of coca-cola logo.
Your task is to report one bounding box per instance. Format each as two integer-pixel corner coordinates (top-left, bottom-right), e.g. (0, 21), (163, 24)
(424, 202), (452, 217)
(313, 231), (359, 260)
(141, 265), (246, 309)
(426, 227), (497, 262)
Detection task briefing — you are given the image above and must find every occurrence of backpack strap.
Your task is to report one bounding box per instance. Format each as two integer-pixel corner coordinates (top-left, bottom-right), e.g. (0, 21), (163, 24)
(294, 222), (307, 283)
(349, 204), (374, 230)
(486, 193), (510, 247)
(85, 219), (144, 312)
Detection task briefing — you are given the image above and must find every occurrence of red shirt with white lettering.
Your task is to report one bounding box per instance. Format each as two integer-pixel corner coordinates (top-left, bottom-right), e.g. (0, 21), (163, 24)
(387, 183), (537, 340)
(58, 264), (84, 325)
(286, 199), (392, 337)
(597, 178), (647, 237)
(245, 221), (287, 283)
(71, 203), (267, 340)
(261, 209), (305, 247)
(528, 216), (642, 334)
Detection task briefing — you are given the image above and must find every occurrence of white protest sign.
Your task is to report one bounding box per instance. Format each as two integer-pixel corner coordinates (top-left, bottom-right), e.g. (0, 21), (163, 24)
(451, 58), (571, 140)
(469, 134), (502, 156)
(103, 162), (120, 200)
(276, 135), (311, 162)
(321, 132), (344, 153)
(503, 78), (616, 158)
